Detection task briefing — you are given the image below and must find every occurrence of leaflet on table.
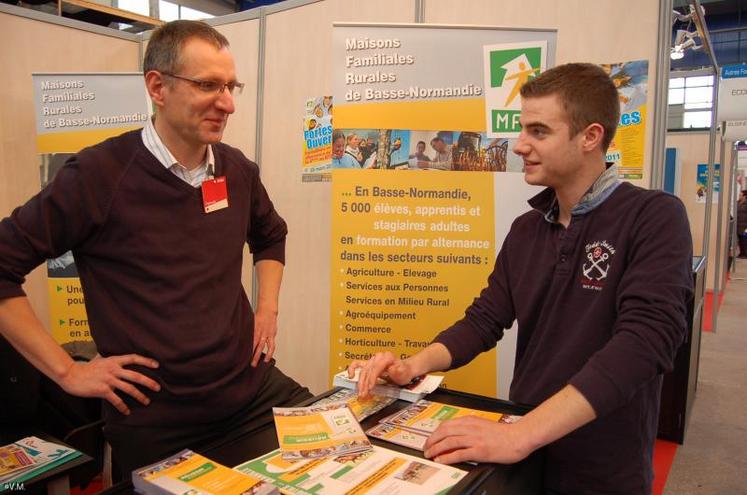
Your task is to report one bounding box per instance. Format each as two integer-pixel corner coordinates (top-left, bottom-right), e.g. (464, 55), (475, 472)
(0, 436), (82, 484)
(312, 388), (396, 421)
(132, 449), (277, 495)
(381, 400), (521, 435)
(273, 402), (372, 460)
(234, 446), (466, 495)
(332, 370), (444, 403)
(365, 424), (429, 451)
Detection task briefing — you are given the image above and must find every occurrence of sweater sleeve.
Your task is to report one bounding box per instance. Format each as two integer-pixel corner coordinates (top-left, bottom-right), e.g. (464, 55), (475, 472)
(569, 193), (693, 418)
(246, 163), (287, 265)
(0, 156), (108, 300)
(432, 230), (516, 368)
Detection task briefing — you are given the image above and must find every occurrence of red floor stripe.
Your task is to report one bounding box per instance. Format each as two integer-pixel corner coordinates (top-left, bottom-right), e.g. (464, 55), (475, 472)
(652, 439), (679, 495)
(703, 285), (727, 332)
(70, 475), (103, 495)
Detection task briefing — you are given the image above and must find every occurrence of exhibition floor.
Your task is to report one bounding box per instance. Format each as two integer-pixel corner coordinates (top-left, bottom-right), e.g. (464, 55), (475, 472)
(662, 257), (747, 494)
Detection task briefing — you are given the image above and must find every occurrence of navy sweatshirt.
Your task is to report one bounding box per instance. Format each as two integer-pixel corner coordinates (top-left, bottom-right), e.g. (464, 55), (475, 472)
(0, 130), (287, 427)
(434, 181), (693, 494)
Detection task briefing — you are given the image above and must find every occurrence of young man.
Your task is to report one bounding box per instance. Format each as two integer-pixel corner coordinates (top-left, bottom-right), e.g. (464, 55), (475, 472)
(0, 20), (310, 474)
(350, 63), (693, 493)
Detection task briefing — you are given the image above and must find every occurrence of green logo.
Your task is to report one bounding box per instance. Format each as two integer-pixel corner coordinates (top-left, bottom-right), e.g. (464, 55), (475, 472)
(489, 47), (542, 88)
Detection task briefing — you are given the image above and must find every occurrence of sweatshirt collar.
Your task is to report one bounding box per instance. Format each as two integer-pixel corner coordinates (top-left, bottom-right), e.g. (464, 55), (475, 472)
(529, 163), (621, 224)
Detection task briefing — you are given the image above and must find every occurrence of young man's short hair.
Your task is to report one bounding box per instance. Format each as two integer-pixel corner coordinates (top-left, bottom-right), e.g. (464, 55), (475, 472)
(144, 20), (229, 75)
(520, 63), (620, 152)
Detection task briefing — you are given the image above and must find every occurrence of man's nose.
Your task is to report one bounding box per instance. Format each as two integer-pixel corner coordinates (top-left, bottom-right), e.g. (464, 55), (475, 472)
(215, 87), (235, 114)
(512, 133), (529, 155)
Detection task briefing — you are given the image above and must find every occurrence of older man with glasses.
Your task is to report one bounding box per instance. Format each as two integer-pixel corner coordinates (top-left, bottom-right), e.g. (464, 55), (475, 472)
(0, 20), (311, 476)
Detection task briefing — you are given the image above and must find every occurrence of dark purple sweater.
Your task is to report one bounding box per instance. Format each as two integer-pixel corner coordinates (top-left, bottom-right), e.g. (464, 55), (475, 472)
(434, 182), (693, 494)
(0, 130), (287, 427)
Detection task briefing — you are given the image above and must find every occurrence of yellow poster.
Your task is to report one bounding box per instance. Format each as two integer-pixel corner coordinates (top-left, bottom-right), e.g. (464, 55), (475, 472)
(330, 170), (496, 396)
(601, 60), (649, 180)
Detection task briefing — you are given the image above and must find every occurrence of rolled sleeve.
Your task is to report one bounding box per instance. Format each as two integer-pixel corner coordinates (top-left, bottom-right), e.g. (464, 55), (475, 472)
(246, 166), (287, 265)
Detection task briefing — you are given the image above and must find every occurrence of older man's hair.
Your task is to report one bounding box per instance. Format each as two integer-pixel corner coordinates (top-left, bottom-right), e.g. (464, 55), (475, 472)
(144, 20), (229, 75)
(520, 63), (620, 152)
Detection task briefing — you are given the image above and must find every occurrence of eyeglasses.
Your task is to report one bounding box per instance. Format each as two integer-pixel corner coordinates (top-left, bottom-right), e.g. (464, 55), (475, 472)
(161, 72), (244, 95)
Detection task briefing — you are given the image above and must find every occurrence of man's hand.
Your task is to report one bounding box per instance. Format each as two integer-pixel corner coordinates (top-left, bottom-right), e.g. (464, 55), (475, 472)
(252, 307), (277, 367)
(347, 351), (418, 399)
(424, 416), (530, 465)
(59, 354), (160, 416)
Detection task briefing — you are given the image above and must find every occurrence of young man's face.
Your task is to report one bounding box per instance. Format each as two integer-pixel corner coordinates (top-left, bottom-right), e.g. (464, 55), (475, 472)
(416, 142), (426, 153)
(158, 38), (237, 147)
(512, 94), (586, 189)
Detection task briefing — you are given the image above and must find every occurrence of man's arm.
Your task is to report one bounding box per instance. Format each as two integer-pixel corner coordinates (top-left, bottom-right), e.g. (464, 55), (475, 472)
(0, 296), (160, 415)
(424, 384), (596, 464)
(251, 259), (283, 367)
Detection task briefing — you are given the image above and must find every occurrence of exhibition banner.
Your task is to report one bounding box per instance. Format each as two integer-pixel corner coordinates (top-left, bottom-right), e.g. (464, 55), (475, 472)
(718, 64), (747, 122)
(330, 170), (498, 396)
(332, 24), (555, 172)
(329, 24), (555, 397)
(302, 96), (334, 182)
(696, 163), (720, 203)
(602, 60), (648, 180)
(32, 73), (150, 348)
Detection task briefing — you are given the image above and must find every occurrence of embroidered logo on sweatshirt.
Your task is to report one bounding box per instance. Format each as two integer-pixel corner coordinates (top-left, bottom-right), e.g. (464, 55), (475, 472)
(581, 240), (616, 291)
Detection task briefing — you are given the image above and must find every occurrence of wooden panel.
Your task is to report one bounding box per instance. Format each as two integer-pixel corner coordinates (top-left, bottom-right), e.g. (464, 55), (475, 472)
(213, 20), (261, 299)
(259, 0), (417, 394)
(667, 132), (729, 290)
(423, 0), (661, 188)
(0, 11), (140, 329)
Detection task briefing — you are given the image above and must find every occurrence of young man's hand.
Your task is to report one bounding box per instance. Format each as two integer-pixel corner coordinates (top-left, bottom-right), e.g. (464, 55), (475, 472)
(424, 416), (531, 465)
(347, 351), (417, 398)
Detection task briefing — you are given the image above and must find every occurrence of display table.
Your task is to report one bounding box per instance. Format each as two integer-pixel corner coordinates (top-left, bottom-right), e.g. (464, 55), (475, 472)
(657, 255), (706, 443)
(100, 387), (542, 494)
(0, 430), (93, 495)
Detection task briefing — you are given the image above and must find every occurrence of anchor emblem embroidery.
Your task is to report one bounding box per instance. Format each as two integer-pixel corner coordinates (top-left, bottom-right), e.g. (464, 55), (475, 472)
(581, 241), (616, 290)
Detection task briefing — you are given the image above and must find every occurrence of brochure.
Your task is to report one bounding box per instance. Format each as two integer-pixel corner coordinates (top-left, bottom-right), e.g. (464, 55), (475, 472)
(273, 402), (372, 461)
(234, 446), (466, 495)
(332, 370), (443, 403)
(312, 388), (396, 422)
(0, 437), (82, 486)
(365, 424), (429, 451)
(380, 400), (521, 435)
(132, 449), (277, 495)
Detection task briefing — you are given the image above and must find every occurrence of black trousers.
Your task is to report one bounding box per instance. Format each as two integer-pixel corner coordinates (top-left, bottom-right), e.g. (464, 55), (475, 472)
(104, 365), (312, 479)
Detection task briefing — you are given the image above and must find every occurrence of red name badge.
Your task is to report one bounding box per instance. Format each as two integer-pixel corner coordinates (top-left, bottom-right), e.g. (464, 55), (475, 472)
(201, 176), (229, 213)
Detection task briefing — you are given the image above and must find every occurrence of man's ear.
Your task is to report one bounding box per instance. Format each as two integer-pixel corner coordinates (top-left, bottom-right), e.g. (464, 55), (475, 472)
(144, 71), (166, 109)
(580, 123), (605, 152)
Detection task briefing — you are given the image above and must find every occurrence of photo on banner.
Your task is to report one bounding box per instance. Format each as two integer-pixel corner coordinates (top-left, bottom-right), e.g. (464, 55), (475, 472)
(330, 24), (556, 398)
(32, 73), (150, 351)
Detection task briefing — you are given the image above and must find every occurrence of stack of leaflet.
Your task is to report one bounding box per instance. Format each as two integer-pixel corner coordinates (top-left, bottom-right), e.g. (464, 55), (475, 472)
(235, 445), (467, 495)
(332, 370), (443, 402)
(132, 449), (277, 495)
(0, 436), (82, 486)
(366, 399), (523, 451)
(272, 402), (372, 460)
(311, 388), (395, 421)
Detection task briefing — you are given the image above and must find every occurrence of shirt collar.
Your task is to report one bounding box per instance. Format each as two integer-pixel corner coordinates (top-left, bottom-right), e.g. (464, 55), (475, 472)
(141, 117), (215, 175)
(528, 163), (621, 224)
